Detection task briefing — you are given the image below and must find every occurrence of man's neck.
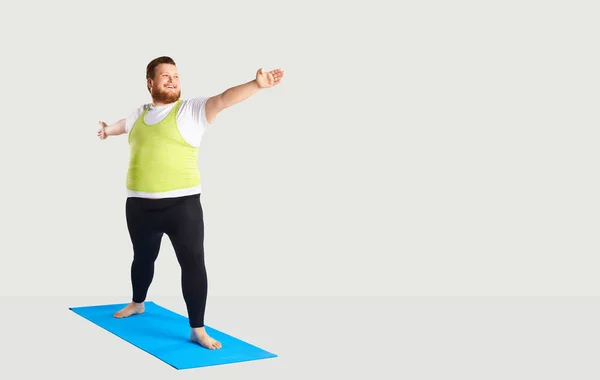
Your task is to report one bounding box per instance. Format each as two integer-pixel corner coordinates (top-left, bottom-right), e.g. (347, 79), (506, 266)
(152, 99), (178, 107)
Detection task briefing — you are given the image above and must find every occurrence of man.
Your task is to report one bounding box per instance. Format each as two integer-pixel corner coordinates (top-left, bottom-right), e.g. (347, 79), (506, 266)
(97, 56), (284, 350)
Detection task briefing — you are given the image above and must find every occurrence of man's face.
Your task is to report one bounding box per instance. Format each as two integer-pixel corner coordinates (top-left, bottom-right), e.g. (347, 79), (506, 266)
(148, 63), (181, 104)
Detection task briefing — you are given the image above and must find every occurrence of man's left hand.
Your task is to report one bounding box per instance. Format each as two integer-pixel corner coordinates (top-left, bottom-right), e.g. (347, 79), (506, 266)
(256, 68), (285, 88)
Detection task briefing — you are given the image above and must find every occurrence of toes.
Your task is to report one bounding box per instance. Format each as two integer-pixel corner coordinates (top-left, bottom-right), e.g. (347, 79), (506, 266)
(190, 333), (221, 350)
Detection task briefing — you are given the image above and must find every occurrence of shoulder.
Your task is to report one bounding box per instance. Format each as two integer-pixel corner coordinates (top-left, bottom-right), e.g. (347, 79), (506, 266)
(179, 97), (209, 109)
(132, 103), (152, 115)
(125, 103), (151, 133)
(177, 97), (212, 126)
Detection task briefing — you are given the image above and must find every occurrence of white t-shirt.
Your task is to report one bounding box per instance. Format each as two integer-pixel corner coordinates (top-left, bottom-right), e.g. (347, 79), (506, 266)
(125, 97), (214, 199)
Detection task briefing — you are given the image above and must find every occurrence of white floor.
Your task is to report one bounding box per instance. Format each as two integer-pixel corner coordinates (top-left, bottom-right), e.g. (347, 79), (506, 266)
(1, 296), (599, 379)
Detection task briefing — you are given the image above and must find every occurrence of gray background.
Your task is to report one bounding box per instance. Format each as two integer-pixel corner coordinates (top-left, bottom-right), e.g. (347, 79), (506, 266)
(1, 0), (599, 378)
(1, 0), (597, 298)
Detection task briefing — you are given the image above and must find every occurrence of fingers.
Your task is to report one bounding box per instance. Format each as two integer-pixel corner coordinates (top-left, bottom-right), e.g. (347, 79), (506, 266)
(258, 68), (285, 78)
(256, 67), (285, 87)
(270, 68), (284, 83)
(97, 121), (108, 139)
(97, 124), (107, 139)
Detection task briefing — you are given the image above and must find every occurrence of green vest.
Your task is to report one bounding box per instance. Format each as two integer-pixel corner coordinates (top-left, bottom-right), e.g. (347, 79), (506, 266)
(126, 100), (200, 193)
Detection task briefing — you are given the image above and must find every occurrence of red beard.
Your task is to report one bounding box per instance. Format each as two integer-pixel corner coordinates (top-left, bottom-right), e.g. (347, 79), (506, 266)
(151, 85), (180, 104)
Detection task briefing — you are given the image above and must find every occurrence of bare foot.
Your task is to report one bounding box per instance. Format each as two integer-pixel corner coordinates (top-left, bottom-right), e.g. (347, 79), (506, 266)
(113, 302), (144, 318)
(191, 327), (222, 350)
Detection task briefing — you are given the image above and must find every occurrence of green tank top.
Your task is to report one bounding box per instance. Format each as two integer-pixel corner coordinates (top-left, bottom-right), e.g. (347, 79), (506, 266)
(126, 100), (200, 193)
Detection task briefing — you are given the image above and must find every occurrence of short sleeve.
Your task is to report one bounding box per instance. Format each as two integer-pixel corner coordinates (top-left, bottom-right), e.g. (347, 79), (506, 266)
(183, 97), (213, 128)
(175, 97), (215, 147)
(125, 104), (149, 134)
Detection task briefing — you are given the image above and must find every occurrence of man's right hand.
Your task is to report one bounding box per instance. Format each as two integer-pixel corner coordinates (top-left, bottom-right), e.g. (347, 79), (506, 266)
(97, 118), (126, 139)
(98, 121), (108, 140)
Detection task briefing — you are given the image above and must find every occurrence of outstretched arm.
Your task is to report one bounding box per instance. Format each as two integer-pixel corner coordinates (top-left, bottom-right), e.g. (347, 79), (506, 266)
(98, 119), (126, 140)
(205, 68), (284, 123)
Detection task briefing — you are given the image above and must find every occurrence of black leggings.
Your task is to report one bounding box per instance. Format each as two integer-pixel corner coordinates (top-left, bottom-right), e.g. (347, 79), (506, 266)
(125, 193), (208, 328)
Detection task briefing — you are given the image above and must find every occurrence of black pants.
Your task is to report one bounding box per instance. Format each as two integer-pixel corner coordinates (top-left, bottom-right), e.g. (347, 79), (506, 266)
(125, 193), (208, 328)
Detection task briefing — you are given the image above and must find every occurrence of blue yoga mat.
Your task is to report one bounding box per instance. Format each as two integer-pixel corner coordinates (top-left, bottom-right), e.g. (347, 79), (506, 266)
(69, 301), (278, 369)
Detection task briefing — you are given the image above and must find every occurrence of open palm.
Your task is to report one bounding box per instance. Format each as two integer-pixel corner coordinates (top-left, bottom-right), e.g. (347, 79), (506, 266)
(97, 121), (108, 140)
(256, 68), (285, 88)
